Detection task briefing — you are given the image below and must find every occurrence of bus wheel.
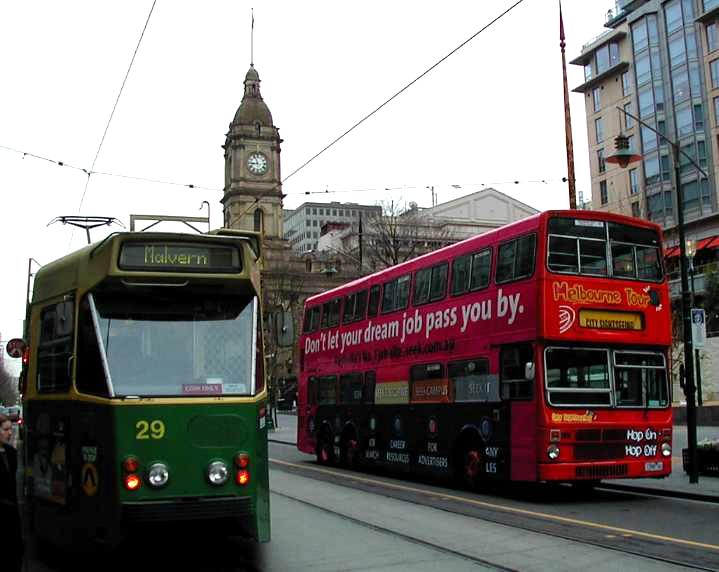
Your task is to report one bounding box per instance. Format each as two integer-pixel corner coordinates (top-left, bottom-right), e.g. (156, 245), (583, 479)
(341, 436), (359, 469)
(457, 442), (483, 491)
(317, 429), (335, 465)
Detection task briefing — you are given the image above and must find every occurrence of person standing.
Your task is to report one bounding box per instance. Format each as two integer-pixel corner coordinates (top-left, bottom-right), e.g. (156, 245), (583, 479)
(0, 413), (24, 571)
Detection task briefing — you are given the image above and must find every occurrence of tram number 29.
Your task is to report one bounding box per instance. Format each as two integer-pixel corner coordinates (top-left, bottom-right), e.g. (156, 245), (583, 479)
(135, 420), (166, 440)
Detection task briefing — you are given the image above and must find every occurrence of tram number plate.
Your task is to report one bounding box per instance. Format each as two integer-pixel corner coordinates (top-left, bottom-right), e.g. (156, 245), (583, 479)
(644, 461), (663, 472)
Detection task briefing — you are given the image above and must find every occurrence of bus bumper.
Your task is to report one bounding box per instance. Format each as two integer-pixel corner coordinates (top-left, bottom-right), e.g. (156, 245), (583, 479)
(538, 459), (672, 481)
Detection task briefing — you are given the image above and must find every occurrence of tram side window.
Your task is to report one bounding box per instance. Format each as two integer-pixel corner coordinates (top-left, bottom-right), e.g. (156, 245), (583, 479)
(317, 375), (338, 405)
(362, 371), (376, 404)
(500, 344), (533, 400)
(302, 306), (321, 333)
(496, 234), (536, 284)
(367, 285), (381, 317)
(382, 274), (411, 313)
(321, 298), (341, 329)
(340, 372), (364, 404)
(37, 301), (75, 393)
(76, 298), (110, 397)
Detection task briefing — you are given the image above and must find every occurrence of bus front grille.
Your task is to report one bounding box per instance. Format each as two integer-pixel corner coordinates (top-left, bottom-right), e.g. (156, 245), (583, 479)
(575, 464), (629, 479)
(123, 497), (253, 523)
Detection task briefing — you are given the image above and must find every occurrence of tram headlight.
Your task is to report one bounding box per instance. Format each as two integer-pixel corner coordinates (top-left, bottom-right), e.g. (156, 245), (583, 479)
(661, 442), (672, 457)
(547, 444), (560, 460)
(207, 461), (229, 486)
(147, 463), (170, 488)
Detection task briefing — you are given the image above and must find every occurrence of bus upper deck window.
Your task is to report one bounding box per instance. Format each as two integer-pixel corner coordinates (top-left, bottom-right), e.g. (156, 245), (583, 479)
(367, 285), (381, 317)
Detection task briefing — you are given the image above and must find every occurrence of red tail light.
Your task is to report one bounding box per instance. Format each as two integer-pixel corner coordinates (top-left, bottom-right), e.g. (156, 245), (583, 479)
(22, 347), (30, 365)
(123, 457), (140, 473)
(236, 470), (250, 486)
(125, 474), (142, 491)
(234, 453), (250, 469)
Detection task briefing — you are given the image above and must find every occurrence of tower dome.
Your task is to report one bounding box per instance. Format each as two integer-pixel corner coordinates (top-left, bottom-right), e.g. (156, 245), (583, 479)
(233, 65), (273, 126)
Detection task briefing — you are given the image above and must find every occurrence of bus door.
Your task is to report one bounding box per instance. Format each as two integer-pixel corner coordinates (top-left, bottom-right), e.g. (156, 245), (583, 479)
(500, 343), (537, 481)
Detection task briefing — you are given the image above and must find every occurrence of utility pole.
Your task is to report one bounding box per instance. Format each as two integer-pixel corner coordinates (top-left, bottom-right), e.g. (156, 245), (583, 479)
(559, 1), (577, 209)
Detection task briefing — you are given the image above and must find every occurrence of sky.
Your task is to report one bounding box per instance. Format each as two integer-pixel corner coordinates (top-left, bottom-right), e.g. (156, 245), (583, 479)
(0, 0), (615, 373)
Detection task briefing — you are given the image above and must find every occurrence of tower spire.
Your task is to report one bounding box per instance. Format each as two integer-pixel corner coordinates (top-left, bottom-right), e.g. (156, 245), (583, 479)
(251, 8), (255, 66)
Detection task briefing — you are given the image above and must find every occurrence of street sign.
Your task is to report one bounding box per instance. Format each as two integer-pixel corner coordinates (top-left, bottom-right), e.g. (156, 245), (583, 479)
(5, 338), (26, 359)
(691, 308), (706, 349)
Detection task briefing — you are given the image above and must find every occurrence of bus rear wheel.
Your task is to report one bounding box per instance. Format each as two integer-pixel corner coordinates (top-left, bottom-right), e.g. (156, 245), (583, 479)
(317, 429), (335, 465)
(456, 440), (483, 491)
(340, 435), (359, 469)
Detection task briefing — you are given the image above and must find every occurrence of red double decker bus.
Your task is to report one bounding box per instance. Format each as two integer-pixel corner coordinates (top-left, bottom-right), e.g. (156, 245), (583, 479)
(297, 211), (672, 487)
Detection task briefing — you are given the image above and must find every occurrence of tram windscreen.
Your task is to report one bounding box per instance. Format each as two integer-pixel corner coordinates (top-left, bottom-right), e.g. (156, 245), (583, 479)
(91, 292), (257, 397)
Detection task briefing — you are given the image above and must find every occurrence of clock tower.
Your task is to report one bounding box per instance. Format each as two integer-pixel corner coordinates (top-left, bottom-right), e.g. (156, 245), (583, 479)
(222, 64), (284, 239)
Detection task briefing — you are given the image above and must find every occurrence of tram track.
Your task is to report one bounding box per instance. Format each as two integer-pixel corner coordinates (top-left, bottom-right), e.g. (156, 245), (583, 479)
(269, 455), (719, 571)
(272, 489), (519, 571)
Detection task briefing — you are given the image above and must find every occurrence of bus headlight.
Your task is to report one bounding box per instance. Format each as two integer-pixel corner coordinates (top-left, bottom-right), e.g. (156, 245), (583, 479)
(207, 461), (229, 485)
(147, 463), (169, 488)
(547, 444), (560, 460)
(661, 443), (672, 457)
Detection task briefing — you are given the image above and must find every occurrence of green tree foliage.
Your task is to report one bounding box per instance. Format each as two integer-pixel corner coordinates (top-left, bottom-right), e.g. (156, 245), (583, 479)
(702, 268), (719, 336)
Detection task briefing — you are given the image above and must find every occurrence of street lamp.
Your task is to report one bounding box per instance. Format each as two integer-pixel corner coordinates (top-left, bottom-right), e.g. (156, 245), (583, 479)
(608, 105), (706, 484)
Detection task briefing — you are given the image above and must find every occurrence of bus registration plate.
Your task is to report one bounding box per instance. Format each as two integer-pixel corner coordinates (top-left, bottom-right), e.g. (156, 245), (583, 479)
(645, 461), (663, 472)
(579, 310), (643, 331)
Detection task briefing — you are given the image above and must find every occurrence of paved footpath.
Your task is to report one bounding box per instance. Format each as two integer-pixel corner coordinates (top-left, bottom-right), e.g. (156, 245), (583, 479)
(270, 412), (719, 500)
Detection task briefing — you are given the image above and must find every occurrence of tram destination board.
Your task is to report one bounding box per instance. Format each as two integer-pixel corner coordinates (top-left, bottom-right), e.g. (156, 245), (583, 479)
(119, 241), (242, 273)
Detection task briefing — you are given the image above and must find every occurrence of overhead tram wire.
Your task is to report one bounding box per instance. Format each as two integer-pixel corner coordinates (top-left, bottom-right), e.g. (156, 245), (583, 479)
(281, 0), (528, 184)
(75, 0), (158, 217)
(0, 144), (219, 192)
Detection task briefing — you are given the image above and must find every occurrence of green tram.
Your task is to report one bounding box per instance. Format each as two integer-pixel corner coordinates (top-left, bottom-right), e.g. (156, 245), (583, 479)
(21, 230), (270, 548)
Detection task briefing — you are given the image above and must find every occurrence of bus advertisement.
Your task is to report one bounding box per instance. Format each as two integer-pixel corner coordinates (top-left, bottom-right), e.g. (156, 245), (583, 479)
(297, 211), (672, 488)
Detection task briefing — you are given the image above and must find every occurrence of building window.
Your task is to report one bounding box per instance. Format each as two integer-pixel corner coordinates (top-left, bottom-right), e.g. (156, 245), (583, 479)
(711, 59), (719, 89)
(694, 103), (704, 130)
(622, 72), (631, 96)
(638, 86), (654, 117)
(665, 1), (682, 34)
(635, 52), (651, 86)
(305, 207), (310, 214)
(631, 202), (641, 217)
(633, 21), (648, 54)
(624, 103), (633, 128)
(709, 23), (719, 52)
(672, 66), (690, 102)
(595, 117), (604, 143)
(668, 34), (686, 68)
(676, 106), (693, 137)
(597, 148), (606, 173)
(312, 208), (317, 215)
(254, 209), (264, 233)
(592, 88), (601, 112)
(600, 181), (608, 205)
(596, 45), (610, 75)
(629, 169), (639, 195)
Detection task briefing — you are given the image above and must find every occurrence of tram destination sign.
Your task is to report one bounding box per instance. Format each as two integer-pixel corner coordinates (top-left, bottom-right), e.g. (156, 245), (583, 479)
(119, 242), (242, 273)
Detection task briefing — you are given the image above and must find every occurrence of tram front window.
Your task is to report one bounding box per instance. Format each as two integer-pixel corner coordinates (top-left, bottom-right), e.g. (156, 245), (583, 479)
(91, 292), (257, 397)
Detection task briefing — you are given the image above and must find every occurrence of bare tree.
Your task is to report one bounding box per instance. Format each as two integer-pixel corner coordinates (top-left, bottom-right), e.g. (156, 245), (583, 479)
(361, 200), (454, 270)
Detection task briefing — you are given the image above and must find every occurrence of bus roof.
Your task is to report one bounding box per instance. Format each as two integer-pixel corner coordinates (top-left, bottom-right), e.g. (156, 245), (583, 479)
(304, 210), (663, 306)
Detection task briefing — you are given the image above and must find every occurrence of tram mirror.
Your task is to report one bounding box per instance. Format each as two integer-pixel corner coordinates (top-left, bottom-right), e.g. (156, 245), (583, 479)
(524, 362), (535, 381)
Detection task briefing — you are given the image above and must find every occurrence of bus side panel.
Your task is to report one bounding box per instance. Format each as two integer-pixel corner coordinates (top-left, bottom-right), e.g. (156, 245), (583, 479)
(509, 401), (537, 481)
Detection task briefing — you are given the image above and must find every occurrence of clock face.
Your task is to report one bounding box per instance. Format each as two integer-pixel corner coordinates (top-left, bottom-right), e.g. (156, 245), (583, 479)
(247, 152), (268, 175)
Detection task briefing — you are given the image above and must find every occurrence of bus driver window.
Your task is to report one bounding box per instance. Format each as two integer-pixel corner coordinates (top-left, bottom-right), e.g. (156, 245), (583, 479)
(500, 344), (534, 400)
